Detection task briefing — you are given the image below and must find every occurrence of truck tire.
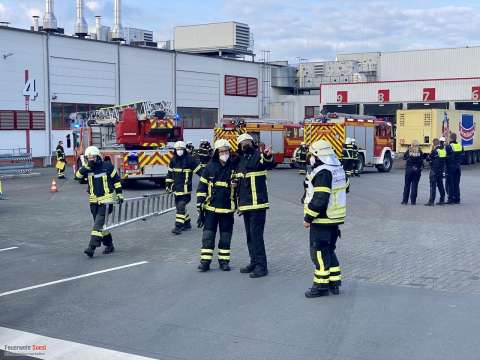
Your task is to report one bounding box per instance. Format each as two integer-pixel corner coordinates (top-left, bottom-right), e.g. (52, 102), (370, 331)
(356, 154), (365, 174)
(376, 152), (393, 172)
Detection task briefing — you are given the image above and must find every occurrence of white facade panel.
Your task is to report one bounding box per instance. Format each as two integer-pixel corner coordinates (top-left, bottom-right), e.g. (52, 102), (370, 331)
(270, 95), (319, 122)
(119, 47), (174, 104)
(0, 131), (27, 151)
(30, 130), (49, 157)
(379, 47), (480, 81)
(183, 129), (214, 146)
(321, 78), (480, 104)
(0, 29), (47, 111)
(176, 71), (220, 108)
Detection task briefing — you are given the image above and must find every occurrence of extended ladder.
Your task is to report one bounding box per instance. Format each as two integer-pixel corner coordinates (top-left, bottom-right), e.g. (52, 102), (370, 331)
(103, 192), (175, 231)
(79, 100), (176, 126)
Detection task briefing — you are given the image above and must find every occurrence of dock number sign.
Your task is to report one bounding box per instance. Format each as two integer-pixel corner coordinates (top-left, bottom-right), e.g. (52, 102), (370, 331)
(423, 88), (436, 102)
(378, 89), (390, 102)
(472, 86), (480, 101)
(336, 91), (348, 103)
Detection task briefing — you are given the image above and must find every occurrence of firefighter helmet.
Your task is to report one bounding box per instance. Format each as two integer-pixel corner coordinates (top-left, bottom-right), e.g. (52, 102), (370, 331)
(439, 136), (446, 142)
(214, 139), (230, 151)
(85, 146), (100, 157)
(173, 141), (186, 149)
(309, 140), (335, 157)
(345, 137), (353, 145)
(237, 133), (254, 144)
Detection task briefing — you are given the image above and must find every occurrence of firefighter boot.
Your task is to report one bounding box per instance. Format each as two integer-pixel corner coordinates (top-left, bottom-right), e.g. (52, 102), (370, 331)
(329, 284), (340, 295)
(198, 260), (210, 272)
(219, 260), (231, 272)
(84, 245), (96, 258)
(172, 225), (182, 235)
(305, 285), (329, 298)
(103, 245), (115, 254)
(240, 264), (255, 273)
(183, 220), (192, 231)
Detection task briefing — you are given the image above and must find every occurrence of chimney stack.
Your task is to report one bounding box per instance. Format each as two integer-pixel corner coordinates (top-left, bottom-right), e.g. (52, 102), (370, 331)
(74, 0), (88, 37)
(95, 16), (102, 40)
(111, 0), (124, 41)
(43, 0), (58, 32)
(32, 16), (40, 31)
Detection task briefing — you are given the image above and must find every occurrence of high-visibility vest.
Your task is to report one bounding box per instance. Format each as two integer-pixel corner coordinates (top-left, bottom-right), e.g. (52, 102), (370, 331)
(304, 164), (347, 224)
(451, 143), (462, 152)
(437, 148), (446, 158)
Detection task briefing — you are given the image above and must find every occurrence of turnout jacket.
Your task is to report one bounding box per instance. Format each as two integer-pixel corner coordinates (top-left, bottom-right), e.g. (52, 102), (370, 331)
(75, 161), (123, 204)
(446, 142), (464, 169)
(56, 145), (65, 161)
(166, 154), (202, 196)
(295, 146), (308, 163)
(304, 165), (347, 225)
(196, 146), (212, 165)
(235, 148), (274, 212)
(196, 157), (237, 213)
(427, 146), (446, 174)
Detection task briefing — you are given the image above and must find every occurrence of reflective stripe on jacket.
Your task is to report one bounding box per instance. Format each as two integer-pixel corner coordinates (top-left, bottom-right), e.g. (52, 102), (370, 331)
(166, 154), (202, 195)
(75, 161), (123, 204)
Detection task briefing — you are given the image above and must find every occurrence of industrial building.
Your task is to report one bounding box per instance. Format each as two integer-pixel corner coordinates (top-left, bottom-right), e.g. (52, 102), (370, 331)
(1, 0), (480, 163)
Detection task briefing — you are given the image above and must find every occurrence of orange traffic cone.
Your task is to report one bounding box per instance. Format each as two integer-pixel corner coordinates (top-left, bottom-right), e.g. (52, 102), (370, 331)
(50, 178), (58, 193)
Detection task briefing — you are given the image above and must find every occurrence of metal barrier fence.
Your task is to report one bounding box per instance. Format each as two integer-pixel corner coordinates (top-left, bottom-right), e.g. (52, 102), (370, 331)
(103, 192), (176, 231)
(0, 148), (33, 176)
(0, 180), (5, 200)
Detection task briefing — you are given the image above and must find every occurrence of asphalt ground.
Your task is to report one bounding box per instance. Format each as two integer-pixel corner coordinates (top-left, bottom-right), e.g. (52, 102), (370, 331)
(1, 164), (480, 360)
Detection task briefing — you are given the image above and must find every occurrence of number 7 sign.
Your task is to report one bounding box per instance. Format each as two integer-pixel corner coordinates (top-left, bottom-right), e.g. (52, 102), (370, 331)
(423, 88), (436, 101)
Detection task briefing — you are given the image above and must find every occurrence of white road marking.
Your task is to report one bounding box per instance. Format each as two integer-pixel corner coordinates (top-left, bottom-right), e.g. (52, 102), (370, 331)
(0, 261), (148, 298)
(0, 326), (158, 360)
(0, 246), (18, 252)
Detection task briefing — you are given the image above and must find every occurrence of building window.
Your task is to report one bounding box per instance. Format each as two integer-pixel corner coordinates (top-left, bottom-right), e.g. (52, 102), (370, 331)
(0, 110), (45, 130)
(177, 107), (218, 129)
(305, 106), (320, 119)
(224, 75), (258, 97)
(51, 103), (112, 130)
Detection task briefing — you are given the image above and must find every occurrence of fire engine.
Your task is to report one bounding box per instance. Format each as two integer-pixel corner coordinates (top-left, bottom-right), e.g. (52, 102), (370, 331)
(214, 118), (303, 166)
(73, 100), (183, 184)
(304, 113), (394, 173)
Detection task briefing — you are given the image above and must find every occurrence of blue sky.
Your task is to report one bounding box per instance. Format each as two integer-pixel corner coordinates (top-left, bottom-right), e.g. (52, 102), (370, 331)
(1, 0), (480, 62)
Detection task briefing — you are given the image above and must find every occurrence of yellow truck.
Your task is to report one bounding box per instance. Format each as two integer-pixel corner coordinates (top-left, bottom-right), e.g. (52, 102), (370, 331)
(396, 109), (480, 164)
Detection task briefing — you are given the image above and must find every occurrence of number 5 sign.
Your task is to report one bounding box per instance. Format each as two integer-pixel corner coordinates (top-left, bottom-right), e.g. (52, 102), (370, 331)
(472, 86), (480, 101)
(336, 91), (348, 103)
(423, 88), (436, 101)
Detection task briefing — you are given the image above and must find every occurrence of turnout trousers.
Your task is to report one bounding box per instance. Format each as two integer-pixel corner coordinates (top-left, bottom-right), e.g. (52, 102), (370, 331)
(242, 209), (268, 272)
(56, 161), (66, 179)
(309, 224), (341, 290)
(89, 203), (113, 248)
(200, 211), (234, 264)
(447, 167), (461, 203)
(174, 194), (191, 229)
(428, 171), (445, 203)
(403, 168), (421, 204)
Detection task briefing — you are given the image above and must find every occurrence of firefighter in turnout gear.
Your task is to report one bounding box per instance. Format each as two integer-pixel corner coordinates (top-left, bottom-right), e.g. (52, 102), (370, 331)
(425, 138), (446, 206)
(186, 141), (195, 155)
(303, 140), (346, 298)
(342, 138), (355, 178)
(196, 139), (238, 272)
(446, 133), (464, 204)
(55, 141), (66, 179)
(196, 139), (213, 171)
(166, 141), (203, 235)
(295, 142), (308, 174)
(235, 133), (274, 278)
(351, 138), (360, 177)
(75, 146), (124, 258)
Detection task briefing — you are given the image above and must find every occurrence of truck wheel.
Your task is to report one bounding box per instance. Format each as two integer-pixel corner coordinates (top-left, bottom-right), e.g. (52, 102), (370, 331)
(377, 152), (393, 172)
(356, 154), (365, 174)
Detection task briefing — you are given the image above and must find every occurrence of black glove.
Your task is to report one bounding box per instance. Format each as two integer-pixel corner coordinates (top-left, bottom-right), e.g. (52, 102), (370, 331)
(166, 184), (173, 193)
(117, 196), (124, 205)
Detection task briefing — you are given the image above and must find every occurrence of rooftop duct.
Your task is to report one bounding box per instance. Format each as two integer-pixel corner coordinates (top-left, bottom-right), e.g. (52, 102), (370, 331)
(32, 16), (40, 31)
(43, 0), (58, 32)
(74, 0), (88, 37)
(111, 0), (124, 41)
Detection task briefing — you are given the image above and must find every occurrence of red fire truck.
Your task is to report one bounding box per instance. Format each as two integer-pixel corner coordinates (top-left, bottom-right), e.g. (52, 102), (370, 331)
(73, 100), (183, 184)
(214, 118), (303, 166)
(304, 113), (394, 172)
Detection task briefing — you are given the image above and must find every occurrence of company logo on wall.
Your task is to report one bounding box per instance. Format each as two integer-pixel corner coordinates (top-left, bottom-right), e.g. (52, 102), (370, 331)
(459, 114), (475, 147)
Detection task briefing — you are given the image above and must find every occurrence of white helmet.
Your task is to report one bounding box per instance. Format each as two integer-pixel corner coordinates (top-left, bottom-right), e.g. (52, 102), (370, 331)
(85, 146), (100, 157)
(173, 141), (186, 149)
(351, 138), (356, 144)
(439, 136), (446, 142)
(345, 138), (352, 145)
(214, 139), (231, 151)
(237, 133), (254, 144)
(309, 140), (340, 166)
